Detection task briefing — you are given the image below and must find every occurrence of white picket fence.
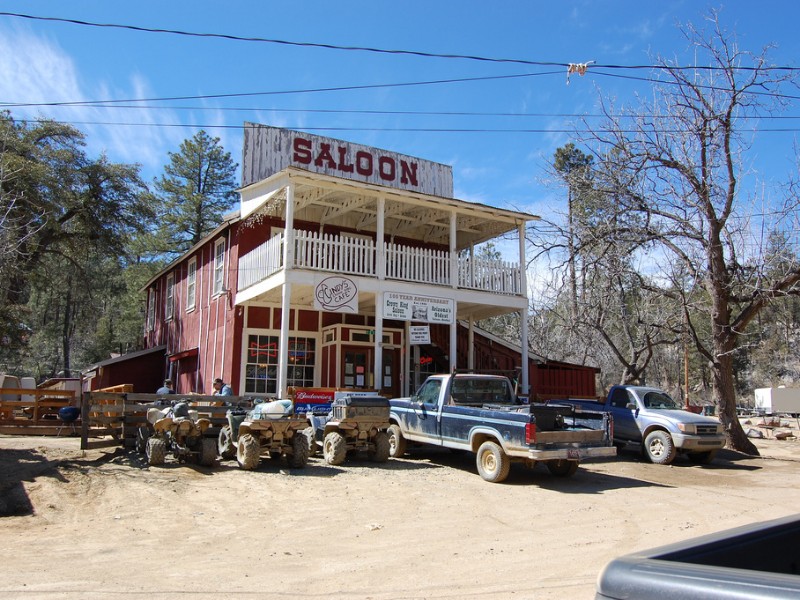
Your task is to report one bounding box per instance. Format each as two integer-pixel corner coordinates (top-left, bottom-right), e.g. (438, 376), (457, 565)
(237, 229), (521, 295)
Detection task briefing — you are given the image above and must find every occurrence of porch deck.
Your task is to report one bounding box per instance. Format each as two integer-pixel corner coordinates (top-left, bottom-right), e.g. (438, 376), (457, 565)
(237, 229), (522, 295)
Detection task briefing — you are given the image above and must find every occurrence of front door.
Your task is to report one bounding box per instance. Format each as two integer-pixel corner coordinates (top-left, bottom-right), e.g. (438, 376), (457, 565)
(342, 347), (372, 390)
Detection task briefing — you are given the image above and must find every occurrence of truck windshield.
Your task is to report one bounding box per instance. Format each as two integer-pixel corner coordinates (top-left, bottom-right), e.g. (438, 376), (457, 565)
(642, 391), (680, 410)
(451, 378), (513, 405)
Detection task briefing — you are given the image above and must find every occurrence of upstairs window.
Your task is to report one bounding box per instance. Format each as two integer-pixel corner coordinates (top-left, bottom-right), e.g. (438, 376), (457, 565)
(165, 274), (175, 321)
(146, 288), (156, 332)
(186, 258), (197, 311)
(213, 239), (225, 295)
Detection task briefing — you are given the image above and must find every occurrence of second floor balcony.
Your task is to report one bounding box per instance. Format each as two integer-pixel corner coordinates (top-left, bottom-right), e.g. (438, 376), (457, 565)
(237, 229), (523, 296)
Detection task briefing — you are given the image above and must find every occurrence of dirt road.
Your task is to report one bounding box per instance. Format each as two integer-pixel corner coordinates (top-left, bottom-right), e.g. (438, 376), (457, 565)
(1, 434), (799, 599)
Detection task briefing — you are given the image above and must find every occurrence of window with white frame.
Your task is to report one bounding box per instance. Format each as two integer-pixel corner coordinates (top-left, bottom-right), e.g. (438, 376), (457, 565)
(244, 334), (316, 394)
(146, 288), (156, 332)
(213, 239), (225, 295)
(165, 274), (175, 320)
(186, 258), (197, 311)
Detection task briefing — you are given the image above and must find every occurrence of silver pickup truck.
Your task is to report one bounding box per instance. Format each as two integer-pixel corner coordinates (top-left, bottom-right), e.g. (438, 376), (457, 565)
(557, 385), (726, 465)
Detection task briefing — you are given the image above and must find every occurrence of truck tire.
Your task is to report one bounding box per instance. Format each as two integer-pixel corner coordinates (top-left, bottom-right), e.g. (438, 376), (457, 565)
(388, 424), (407, 458)
(198, 437), (217, 467)
(303, 426), (318, 457)
(546, 459), (579, 477)
(218, 425), (235, 460)
(237, 433), (261, 470)
(644, 430), (677, 465)
(370, 431), (391, 463)
(287, 432), (310, 468)
(476, 440), (511, 483)
(688, 450), (718, 464)
(146, 437), (166, 466)
(323, 431), (347, 466)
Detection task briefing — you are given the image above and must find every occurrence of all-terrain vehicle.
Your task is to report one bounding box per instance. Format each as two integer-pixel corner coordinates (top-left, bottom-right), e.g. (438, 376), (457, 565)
(217, 399), (309, 470)
(306, 395), (391, 465)
(137, 400), (217, 467)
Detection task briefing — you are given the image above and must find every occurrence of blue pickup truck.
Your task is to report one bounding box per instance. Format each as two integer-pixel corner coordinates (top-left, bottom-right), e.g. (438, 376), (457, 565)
(387, 373), (616, 483)
(556, 385), (726, 465)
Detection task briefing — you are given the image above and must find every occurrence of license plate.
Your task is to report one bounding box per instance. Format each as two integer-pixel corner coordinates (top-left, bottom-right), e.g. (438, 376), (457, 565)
(567, 449), (580, 459)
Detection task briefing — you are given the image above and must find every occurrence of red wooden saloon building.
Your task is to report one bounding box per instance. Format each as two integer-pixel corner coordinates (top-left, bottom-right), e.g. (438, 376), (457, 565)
(99, 124), (597, 404)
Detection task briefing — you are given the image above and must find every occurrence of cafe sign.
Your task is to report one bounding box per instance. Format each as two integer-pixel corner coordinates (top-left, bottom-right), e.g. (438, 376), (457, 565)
(314, 276), (358, 313)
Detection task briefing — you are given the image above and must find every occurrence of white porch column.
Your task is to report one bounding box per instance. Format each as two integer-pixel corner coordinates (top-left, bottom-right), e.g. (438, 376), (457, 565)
(374, 292), (383, 393)
(278, 182), (296, 398)
(450, 211), (458, 288)
(376, 196), (385, 280)
(518, 222), (530, 395)
(449, 301), (458, 373)
(468, 316), (475, 370)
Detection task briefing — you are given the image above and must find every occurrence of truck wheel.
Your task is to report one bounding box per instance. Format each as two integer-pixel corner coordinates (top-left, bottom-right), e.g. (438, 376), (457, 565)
(323, 431), (347, 465)
(303, 426), (318, 457)
(237, 434), (261, 470)
(287, 432), (310, 468)
(198, 437), (217, 467)
(370, 431), (391, 463)
(688, 450), (718, 464)
(546, 459), (579, 477)
(146, 437), (166, 466)
(388, 424), (407, 458)
(476, 441), (511, 483)
(218, 425), (235, 460)
(644, 430), (677, 465)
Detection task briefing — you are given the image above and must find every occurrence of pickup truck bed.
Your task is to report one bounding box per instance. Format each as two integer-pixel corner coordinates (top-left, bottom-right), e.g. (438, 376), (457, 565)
(597, 514), (800, 599)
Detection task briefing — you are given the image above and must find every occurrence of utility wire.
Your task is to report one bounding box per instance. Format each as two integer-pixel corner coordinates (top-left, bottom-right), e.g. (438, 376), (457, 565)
(5, 116), (800, 135)
(1, 11), (798, 73)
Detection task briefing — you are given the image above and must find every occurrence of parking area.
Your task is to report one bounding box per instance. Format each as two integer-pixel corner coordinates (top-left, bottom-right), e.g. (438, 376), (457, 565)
(1, 434), (799, 599)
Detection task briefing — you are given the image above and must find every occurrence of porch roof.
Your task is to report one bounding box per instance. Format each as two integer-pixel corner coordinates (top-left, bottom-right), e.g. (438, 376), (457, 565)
(239, 167), (539, 251)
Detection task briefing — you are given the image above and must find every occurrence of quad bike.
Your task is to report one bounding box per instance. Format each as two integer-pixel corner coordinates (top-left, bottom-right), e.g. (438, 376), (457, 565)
(306, 395), (391, 466)
(136, 400), (217, 467)
(217, 399), (309, 471)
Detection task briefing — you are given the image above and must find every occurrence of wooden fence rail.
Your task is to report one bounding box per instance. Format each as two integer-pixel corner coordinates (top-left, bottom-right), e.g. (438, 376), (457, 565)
(0, 388), (77, 435)
(80, 393), (254, 450)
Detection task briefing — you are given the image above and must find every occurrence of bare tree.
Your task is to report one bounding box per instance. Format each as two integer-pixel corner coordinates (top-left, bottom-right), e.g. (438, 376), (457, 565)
(581, 12), (800, 454)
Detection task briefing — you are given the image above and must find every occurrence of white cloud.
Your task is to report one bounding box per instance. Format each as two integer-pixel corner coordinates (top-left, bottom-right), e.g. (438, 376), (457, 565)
(0, 25), (184, 179)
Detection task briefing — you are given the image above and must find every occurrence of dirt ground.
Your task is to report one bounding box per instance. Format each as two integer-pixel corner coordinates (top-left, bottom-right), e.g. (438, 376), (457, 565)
(1, 426), (799, 600)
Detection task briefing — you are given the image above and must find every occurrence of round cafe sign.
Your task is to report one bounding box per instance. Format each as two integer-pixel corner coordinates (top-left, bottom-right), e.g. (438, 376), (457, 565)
(314, 276), (358, 312)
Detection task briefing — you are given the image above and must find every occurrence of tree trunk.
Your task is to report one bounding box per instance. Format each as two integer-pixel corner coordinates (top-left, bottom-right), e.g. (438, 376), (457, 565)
(712, 341), (758, 455)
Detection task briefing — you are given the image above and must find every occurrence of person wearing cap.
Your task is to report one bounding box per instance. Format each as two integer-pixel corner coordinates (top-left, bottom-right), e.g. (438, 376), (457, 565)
(156, 379), (175, 395)
(212, 378), (233, 396)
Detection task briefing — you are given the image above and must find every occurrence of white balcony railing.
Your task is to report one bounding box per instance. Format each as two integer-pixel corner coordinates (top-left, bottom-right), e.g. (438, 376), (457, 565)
(237, 229), (522, 295)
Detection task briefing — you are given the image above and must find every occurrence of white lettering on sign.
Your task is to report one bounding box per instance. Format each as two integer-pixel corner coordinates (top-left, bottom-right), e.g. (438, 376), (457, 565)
(314, 276), (359, 313)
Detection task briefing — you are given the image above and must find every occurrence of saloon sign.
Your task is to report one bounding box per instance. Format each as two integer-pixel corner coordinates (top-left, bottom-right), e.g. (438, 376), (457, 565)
(314, 276), (358, 313)
(383, 292), (454, 324)
(242, 124), (454, 197)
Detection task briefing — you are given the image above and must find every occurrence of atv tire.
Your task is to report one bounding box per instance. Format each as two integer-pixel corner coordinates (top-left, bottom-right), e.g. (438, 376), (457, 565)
(135, 427), (149, 455)
(218, 425), (235, 460)
(287, 432), (310, 468)
(303, 426), (318, 457)
(323, 431), (347, 466)
(198, 437), (217, 467)
(370, 431), (391, 463)
(237, 434), (261, 470)
(146, 437), (166, 466)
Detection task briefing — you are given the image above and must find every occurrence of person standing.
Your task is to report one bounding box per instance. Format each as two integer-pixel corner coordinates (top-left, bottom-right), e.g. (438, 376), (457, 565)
(156, 379), (175, 395)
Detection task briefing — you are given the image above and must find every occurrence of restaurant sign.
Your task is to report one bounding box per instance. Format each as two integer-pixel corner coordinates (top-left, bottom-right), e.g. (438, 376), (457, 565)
(314, 275), (358, 313)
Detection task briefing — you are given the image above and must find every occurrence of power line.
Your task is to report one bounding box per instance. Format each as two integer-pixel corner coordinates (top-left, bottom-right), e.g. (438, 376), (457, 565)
(0, 70), (563, 108)
(2, 11), (798, 73)
(5, 116), (800, 135)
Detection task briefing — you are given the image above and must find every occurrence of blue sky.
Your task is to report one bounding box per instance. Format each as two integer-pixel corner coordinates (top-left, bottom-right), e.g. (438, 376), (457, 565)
(1, 1), (799, 224)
